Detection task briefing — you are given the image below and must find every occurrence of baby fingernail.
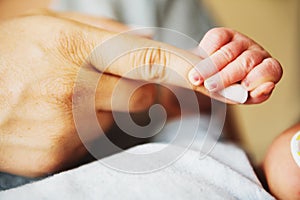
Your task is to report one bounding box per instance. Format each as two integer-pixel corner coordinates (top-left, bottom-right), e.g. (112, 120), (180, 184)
(188, 68), (202, 86)
(250, 83), (275, 98)
(204, 79), (218, 92)
(250, 89), (260, 98)
(290, 131), (300, 167)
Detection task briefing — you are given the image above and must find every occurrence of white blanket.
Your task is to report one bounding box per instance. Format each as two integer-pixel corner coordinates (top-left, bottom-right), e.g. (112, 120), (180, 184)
(0, 141), (274, 200)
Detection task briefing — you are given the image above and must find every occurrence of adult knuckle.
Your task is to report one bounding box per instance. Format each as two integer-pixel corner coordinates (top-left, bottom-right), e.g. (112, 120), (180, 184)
(27, 142), (65, 176)
(129, 84), (156, 111)
(33, 156), (59, 176)
(56, 29), (92, 66)
(35, 152), (64, 175)
(37, 126), (76, 175)
(137, 47), (169, 82)
(41, 75), (74, 110)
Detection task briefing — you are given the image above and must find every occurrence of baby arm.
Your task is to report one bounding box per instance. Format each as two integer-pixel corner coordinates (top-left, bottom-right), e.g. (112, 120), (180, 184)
(263, 122), (300, 200)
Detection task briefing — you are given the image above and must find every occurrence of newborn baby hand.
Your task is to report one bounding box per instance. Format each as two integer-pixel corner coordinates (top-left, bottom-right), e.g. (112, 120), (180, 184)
(189, 27), (283, 104)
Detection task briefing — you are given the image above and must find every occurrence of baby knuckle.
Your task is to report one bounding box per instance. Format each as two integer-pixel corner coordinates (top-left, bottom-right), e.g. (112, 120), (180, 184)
(218, 46), (235, 62)
(206, 27), (233, 44)
(240, 51), (258, 72)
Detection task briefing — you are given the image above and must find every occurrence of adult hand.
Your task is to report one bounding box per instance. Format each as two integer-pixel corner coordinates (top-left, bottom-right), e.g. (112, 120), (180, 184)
(0, 10), (156, 177)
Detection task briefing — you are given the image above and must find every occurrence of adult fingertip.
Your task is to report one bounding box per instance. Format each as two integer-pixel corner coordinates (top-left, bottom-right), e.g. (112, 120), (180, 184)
(188, 47), (208, 59)
(204, 78), (218, 92)
(128, 25), (155, 39)
(188, 68), (203, 86)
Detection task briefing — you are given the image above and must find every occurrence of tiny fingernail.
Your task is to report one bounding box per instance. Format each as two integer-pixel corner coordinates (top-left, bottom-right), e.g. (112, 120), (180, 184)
(250, 89), (259, 98)
(204, 79), (218, 92)
(188, 68), (202, 86)
(251, 83), (275, 98)
(290, 131), (300, 167)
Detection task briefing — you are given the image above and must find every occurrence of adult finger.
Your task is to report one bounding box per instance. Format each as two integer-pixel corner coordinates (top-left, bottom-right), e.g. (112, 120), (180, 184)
(83, 28), (202, 87)
(95, 73), (156, 112)
(78, 69), (157, 112)
(65, 23), (242, 104)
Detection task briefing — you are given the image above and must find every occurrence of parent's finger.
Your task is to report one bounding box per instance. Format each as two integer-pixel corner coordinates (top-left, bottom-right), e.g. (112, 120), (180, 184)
(61, 22), (242, 104)
(95, 73), (156, 112)
(83, 28), (203, 89)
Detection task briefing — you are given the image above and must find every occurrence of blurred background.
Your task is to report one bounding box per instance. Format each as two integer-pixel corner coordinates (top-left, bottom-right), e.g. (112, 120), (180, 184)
(202, 0), (300, 163)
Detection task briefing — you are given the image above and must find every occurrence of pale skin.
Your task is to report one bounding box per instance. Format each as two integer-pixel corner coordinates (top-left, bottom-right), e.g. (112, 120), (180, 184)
(264, 123), (300, 200)
(0, 1), (284, 195)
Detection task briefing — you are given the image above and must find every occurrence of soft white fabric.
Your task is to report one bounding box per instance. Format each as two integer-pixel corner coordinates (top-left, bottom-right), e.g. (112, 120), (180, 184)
(0, 143), (273, 200)
(0, 115), (274, 199)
